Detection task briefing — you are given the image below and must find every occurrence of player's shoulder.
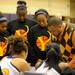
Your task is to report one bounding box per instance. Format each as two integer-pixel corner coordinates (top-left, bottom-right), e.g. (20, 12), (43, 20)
(11, 58), (31, 72)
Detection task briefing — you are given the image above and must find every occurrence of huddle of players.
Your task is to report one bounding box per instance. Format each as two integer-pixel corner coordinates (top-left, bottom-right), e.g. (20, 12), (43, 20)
(0, 0), (75, 75)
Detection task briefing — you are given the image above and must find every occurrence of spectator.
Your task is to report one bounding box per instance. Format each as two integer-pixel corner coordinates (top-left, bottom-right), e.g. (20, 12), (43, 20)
(8, 0), (37, 36)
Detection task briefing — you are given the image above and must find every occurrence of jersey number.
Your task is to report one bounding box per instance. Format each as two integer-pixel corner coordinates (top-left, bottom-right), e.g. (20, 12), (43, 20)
(2, 68), (9, 75)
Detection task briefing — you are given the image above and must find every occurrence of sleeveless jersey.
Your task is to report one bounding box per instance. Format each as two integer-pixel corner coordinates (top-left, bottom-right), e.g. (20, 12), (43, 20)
(0, 57), (20, 75)
(36, 62), (60, 75)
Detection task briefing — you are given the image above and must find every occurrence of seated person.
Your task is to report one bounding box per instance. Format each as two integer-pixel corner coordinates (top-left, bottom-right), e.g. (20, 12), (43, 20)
(36, 43), (68, 75)
(0, 36), (31, 75)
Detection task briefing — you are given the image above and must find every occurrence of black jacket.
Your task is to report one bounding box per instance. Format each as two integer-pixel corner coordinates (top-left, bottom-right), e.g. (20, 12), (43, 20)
(8, 19), (37, 35)
(27, 25), (50, 64)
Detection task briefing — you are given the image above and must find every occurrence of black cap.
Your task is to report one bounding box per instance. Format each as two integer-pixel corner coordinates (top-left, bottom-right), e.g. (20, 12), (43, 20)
(17, 0), (27, 11)
(17, 0), (27, 5)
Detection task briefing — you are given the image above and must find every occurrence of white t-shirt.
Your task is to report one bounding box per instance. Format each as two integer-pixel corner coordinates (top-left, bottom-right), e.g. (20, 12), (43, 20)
(0, 56), (20, 75)
(36, 62), (60, 75)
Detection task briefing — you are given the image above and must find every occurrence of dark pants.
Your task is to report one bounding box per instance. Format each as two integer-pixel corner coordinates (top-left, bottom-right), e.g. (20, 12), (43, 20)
(61, 67), (75, 75)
